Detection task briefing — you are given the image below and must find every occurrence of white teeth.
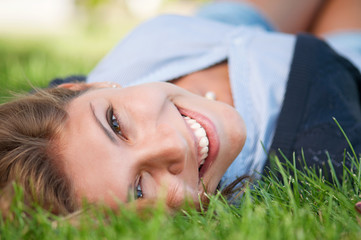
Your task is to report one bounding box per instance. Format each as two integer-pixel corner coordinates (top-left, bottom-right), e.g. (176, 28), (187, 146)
(182, 115), (210, 166)
(195, 128), (206, 138)
(200, 147), (208, 154)
(199, 137), (209, 148)
(187, 119), (196, 124)
(190, 123), (201, 129)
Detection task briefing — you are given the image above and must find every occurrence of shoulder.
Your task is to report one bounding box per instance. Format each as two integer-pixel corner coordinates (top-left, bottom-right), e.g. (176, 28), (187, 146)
(87, 14), (238, 85)
(124, 14), (237, 43)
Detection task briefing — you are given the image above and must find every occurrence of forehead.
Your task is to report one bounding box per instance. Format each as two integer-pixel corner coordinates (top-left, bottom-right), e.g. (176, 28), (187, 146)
(68, 88), (110, 108)
(59, 89), (131, 204)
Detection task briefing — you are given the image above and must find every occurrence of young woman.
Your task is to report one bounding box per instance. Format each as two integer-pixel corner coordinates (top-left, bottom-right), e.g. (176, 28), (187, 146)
(0, 0), (361, 214)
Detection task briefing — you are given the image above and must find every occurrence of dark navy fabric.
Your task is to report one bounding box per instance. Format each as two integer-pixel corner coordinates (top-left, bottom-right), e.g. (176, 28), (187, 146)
(48, 75), (87, 88)
(266, 34), (361, 179)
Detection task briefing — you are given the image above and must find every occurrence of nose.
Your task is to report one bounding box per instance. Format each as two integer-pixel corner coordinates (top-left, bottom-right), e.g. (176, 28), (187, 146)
(136, 122), (187, 175)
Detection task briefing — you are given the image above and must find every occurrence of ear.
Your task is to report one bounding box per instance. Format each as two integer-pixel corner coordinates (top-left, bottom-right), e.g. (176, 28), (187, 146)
(87, 82), (122, 89)
(57, 82), (121, 91)
(57, 83), (90, 91)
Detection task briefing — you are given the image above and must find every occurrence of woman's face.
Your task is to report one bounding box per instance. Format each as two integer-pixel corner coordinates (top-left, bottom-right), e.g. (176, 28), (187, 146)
(59, 82), (246, 208)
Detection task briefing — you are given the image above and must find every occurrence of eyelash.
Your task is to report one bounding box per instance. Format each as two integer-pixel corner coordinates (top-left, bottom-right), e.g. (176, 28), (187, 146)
(107, 105), (125, 138)
(135, 176), (143, 199)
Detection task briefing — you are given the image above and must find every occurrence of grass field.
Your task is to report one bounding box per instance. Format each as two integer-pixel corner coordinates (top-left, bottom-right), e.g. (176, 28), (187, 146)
(0, 27), (131, 102)
(0, 29), (361, 240)
(1, 152), (361, 239)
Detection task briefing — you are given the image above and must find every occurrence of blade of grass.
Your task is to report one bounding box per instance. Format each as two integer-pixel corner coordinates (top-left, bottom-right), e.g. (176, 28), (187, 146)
(326, 151), (341, 189)
(274, 151), (297, 212)
(333, 117), (360, 195)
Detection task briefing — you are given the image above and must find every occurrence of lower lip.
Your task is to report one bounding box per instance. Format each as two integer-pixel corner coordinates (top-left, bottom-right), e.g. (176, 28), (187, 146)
(178, 107), (220, 179)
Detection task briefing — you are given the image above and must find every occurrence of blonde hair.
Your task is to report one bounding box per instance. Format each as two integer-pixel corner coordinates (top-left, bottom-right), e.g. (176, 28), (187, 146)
(0, 87), (87, 215)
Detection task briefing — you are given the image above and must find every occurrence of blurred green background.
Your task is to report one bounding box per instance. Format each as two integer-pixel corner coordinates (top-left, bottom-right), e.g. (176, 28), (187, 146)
(0, 0), (209, 103)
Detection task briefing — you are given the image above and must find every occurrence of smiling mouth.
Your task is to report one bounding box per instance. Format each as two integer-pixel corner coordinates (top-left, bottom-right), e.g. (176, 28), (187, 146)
(182, 115), (209, 172)
(178, 106), (220, 184)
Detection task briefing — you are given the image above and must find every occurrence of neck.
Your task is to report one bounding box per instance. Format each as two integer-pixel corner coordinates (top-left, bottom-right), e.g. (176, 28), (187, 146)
(171, 62), (234, 106)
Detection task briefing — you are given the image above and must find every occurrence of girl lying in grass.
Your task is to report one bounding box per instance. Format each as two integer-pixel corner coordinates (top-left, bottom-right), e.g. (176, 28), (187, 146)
(0, 0), (361, 214)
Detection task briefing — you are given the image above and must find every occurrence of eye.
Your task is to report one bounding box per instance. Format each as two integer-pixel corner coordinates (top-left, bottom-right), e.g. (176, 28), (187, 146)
(111, 114), (121, 134)
(107, 106), (124, 137)
(135, 176), (143, 199)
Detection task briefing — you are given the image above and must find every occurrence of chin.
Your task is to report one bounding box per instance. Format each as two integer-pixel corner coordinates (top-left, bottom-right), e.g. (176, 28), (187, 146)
(211, 108), (246, 193)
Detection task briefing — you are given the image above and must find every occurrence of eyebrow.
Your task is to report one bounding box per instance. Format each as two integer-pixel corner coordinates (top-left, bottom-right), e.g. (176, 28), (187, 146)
(89, 102), (118, 144)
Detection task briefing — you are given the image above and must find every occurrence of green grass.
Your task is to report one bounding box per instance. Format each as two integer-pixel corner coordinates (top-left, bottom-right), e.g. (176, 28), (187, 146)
(1, 152), (360, 240)
(0, 32), (361, 240)
(0, 37), (93, 102)
(0, 27), (132, 102)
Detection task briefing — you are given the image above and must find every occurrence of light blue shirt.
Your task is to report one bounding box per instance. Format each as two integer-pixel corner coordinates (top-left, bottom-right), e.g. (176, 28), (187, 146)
(87, 15), (296, 185)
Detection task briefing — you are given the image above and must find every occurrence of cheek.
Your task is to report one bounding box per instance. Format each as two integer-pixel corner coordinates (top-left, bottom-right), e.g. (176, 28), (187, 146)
(73, 167), (130, 206)
(228, 111), (246, 153)
(216, 103), (246, 149)
(165, 182), (199, 209)
(143, 172), (199, 208)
